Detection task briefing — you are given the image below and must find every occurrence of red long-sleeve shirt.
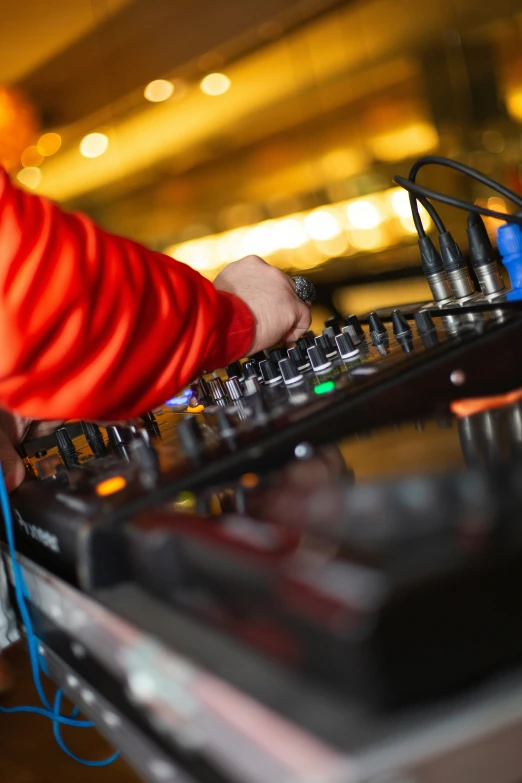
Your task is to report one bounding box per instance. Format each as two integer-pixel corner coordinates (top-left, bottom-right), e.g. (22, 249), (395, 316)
(0, 168), (254, 421)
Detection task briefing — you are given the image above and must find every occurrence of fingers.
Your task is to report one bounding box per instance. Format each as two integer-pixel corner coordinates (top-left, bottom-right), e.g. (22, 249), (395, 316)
(285, 301), (312, 343)
(0, 429), (26, 492)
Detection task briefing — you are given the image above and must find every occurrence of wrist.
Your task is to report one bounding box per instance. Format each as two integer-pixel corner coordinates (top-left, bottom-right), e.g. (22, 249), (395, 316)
(204, 290), (255, 370)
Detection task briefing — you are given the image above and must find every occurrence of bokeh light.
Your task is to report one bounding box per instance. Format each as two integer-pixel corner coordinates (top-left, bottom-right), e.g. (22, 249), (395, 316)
(144, 79), (174, 103)
(80, 133), (109, 158)
(200, 73), (231, 96)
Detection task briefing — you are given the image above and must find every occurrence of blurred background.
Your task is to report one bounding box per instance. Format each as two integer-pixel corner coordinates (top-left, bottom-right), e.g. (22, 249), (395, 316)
(2, 0), (522, 325)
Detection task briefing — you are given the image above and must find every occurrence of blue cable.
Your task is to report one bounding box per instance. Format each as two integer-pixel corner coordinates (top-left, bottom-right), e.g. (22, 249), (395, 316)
(0, 459), (119, 764)
(53, 690), (120, 767)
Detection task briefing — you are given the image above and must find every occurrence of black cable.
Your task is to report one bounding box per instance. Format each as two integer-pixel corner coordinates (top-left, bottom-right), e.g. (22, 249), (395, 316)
(413, 195), (446, 235)
(393, 176), (522, 227)
(407, 155), (522, 233)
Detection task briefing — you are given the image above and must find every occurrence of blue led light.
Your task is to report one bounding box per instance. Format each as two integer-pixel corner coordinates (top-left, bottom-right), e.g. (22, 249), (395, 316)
(165, 388), (192, 406)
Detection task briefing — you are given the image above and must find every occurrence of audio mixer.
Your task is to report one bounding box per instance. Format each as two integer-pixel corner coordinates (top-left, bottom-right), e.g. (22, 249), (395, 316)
(6, 154), (522, 718)
(3, 298), (522, 709)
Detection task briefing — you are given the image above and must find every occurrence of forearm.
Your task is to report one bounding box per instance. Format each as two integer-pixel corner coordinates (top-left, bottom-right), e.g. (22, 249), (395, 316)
(0, 169), (254, 420)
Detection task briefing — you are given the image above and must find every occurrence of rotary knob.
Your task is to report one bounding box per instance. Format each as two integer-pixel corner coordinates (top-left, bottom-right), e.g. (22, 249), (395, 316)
(81, 421), (107, 458)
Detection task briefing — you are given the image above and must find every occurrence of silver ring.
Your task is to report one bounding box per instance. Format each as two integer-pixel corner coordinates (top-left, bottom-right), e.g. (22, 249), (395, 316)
(292, 276), (316, 302)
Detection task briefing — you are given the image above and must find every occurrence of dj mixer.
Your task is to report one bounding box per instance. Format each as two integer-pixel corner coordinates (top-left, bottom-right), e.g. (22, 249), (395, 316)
(5, 297), (522, 712)
(5, 158), (522, 782)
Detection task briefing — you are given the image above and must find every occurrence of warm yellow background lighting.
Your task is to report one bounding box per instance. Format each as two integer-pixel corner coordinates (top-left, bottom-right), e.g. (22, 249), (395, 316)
(304, 209), (341, 240)
(144, 79), (174, 102)
(21, 146), (44, 168)
(165, 187), (432, 277)
(346, 200), (381, 230)
(37, 132), (62, 156)
(200, 73), (231, 96)
(369, 122), (438, 162)
(16, 167), (42, 189)
(80, 132), (109, 158)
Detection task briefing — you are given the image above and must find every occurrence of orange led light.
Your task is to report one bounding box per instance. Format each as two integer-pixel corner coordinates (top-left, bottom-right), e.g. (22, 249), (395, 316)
(240, 473), (259, 488)
(96, 475), (127, 497)
(186, 404), (205, 413)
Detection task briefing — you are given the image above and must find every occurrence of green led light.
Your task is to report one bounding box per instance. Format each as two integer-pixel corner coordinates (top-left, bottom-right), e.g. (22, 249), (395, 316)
(314, 380), (336, 395)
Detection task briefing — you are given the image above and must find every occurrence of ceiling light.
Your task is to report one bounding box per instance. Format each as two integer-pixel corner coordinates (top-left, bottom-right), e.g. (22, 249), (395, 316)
(200, 73), (231, 96)
(79, 133), (109, 159)
(144, 79), (174, 103)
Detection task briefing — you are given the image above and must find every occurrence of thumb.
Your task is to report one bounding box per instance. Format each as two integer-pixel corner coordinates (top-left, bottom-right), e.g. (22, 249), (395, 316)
(0, 430), (26, 492)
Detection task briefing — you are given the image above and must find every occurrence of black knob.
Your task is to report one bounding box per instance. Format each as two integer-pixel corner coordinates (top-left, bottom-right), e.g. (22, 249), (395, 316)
(106, 425), (131, 460)
(226, 361), (243, 380)
(55, 427), (80, 469)
(315, 334), (338, 358)
(215, 408), (235, 446)
(248, 350), (267, 365)
(81, 421), (107, 458)
(140, 411), (161, 438)
(260, 358), (282, 385)
(177, 416), (205, 461)
(324, 316), (341, 335)
(391, 310), (412, 338)
(279, 356), (304, 386)
(297, 333), (315, 353)
(335, 332), (358, 360)
(243, 361), (258, 380)
(129, 436), (159, 485)
(307, 344), (332, 375)
(287, 345), (310, 371)
(208, 377), (226, 401)
(269, 347), (287, 364)
(414, 310), (435, 333)
(368, 312), (388, 346)
(345, 314), (365, 339)
(415, 311), (439, 349)
(323, 326), (339, 343)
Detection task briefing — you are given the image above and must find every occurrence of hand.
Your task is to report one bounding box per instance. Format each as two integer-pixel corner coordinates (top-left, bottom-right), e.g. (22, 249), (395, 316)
(214, 256), (312, 353)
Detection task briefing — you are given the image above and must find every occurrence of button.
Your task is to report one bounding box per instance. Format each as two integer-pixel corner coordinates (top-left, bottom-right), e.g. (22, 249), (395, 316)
(414, 310), (435, 333)
(391, 310), (413, 353)
(279, 356), (304, 386)
(226, 361), (243, 380)
(344, 314), (365, 339)
(368, 312), (389, 347)
(208, 377), (226, 401)
(324, 316), (341, 335)
(55, 427), (81, 469)
(307, 344), (332, 375)
(177, 417), (205, 461)
(81, 421), (107, 458)
(242, 361), (258, 380)
(335, 332), (358, 360)
(260, 358), (283, 385)
(269, 347), (287, 364)
(287, 345), (310, 371)
(225, 377), (243, 400)
(315, 334), (337, 359)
